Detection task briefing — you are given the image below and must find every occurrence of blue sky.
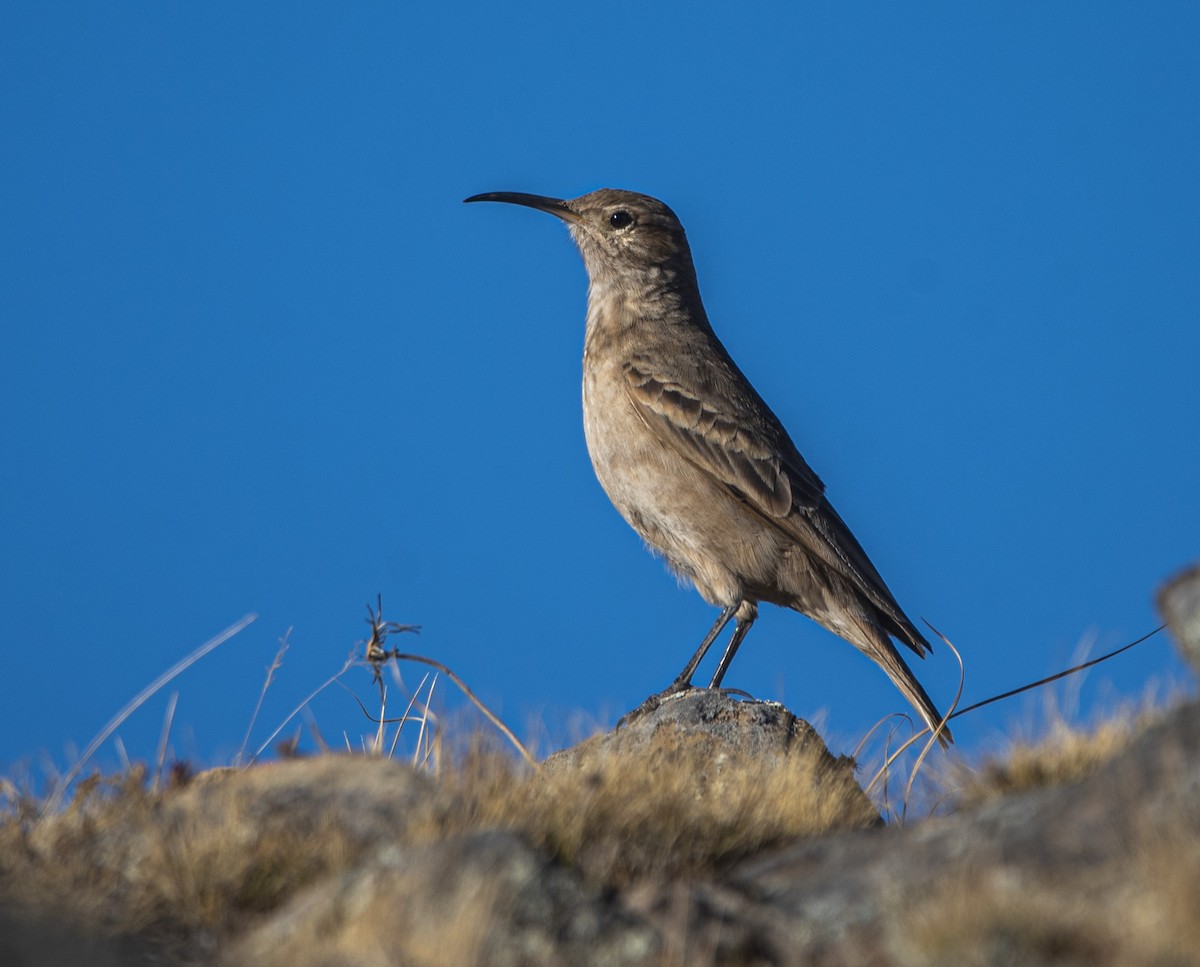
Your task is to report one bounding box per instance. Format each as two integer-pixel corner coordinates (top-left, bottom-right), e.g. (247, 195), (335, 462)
(2, 4), (1197, 782)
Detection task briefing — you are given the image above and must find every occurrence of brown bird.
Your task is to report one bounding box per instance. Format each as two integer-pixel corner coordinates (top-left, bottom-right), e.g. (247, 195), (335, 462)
(465, 188), (951, 745)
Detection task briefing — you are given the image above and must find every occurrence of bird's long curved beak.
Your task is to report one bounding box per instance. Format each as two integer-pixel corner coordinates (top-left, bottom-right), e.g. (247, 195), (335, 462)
(463, 191), (580, 223)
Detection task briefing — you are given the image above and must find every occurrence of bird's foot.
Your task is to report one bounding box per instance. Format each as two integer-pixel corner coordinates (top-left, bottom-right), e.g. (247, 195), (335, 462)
(616, 679), (696, 729)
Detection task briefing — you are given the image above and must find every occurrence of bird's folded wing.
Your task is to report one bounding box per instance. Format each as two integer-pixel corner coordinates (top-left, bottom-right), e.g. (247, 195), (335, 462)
(798, 501), (931, 654)
(624, 361), (928, 653)
(624, 362), (824, 517)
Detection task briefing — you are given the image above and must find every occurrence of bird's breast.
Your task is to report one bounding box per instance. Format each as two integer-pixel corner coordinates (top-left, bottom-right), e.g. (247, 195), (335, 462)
(581, 356), (745, 575)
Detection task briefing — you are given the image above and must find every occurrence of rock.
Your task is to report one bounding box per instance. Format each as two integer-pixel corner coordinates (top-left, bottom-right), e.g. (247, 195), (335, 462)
(544, 688), (880, 827)
(225, 829), (659, 967)
(1158, 562), (1200, 676)
(0, 909), (152, 967)
(523, 690), (883, 894)
(546, 688), (843, 768)
(172, 754), (443, 847)
(9, 681), (1199, 966)
(9, 756), (449, 965)
(635, 697), (1200, 966)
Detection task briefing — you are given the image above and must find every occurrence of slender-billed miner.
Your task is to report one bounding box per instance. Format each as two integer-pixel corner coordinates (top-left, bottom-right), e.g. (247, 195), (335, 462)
(465, 188), (951, 745)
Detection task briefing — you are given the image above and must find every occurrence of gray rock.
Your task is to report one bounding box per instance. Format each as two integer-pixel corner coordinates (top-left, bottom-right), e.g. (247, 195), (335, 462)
(544, 688), (880, 829)
(11, 678), (1199, 966)
(225, 829), (659, 967)
(547, 688), (836, 766)
(634, 697), (1200, 966)
(1159, 562), (1200, 676)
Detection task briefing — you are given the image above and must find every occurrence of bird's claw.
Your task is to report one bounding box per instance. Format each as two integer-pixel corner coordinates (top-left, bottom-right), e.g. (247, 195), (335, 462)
(616, 680), (696, 729)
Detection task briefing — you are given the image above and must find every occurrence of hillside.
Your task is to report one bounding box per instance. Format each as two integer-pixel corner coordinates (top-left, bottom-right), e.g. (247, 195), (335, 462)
(2, 565), (1197, 966)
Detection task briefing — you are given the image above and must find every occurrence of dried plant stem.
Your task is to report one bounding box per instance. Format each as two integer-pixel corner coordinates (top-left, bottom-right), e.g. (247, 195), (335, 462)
(237, 630), (290, 767)
(44, 613), (257, 813)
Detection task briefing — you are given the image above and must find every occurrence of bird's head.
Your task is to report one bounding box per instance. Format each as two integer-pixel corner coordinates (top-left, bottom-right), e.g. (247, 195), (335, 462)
(465, 188), (695, 288)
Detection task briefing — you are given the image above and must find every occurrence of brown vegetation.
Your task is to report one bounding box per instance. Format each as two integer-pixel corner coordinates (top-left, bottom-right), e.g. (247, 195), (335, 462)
(2, 685), (1196, 965)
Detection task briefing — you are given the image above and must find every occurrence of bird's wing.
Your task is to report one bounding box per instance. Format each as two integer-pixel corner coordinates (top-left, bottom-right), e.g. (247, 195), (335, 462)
(798, 500), (931, 654)
(623, 360), (825, 516)
(624, 358), (930, 655)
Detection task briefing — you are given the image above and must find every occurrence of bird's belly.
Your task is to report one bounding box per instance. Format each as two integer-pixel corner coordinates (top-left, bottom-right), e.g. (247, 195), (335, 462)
(582, 372), (782, 606)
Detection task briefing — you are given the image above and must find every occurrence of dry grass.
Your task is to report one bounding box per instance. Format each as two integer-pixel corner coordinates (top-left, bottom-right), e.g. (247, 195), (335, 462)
(426, 727), (879, 888)
(0, 765), (367, 961)
(0, 665), (1189, 965)
(0, 721), (875, 960)
(949, 704), (1166, 807)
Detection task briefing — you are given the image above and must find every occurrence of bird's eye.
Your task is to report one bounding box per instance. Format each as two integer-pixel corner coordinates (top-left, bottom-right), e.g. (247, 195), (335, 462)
(609, 210), (634, 229)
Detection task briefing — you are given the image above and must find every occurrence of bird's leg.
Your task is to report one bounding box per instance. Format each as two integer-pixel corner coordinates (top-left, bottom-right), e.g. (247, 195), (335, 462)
(707, 612), (756, 688)
(670, 603), (739, 689)
(617, 604), (739, 729)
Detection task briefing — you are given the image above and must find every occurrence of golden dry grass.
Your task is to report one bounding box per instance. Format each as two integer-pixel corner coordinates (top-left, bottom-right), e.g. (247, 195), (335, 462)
(0, 695), (1191, 965)
(426, 726), (879, 887)
(0, 722), (875, 960)
(0, 765), (368, 960)
(949, 704), (1165, 806)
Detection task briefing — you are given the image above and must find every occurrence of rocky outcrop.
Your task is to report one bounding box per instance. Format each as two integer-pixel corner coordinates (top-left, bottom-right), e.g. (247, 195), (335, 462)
(653, 696), (1200, 965)
(228, 829), (657, 967)
(3, 568), (1198, 966)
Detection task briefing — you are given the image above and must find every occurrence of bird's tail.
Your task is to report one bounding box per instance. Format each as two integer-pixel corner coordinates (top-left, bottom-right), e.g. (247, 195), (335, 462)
(844, 612), (954, 748)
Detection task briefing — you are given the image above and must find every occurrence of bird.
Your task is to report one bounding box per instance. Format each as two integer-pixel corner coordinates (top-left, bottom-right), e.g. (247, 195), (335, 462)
(464, 188), (951, 745)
